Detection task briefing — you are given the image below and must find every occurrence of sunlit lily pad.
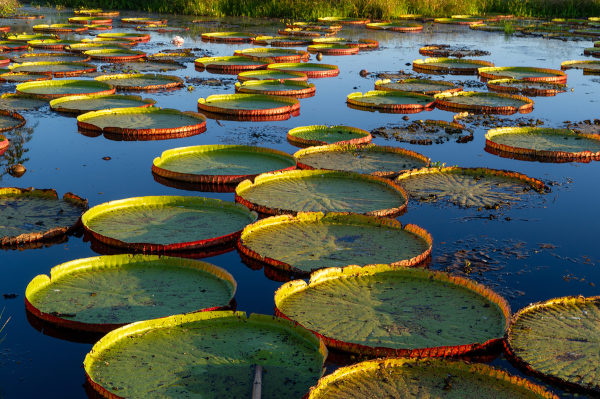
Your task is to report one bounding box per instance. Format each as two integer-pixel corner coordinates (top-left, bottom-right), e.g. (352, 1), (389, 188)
(584, 47), (600, 57)
(0, 72), (51, 83)
(419, 44), (491, 58)
(267, 62), (339, 78)
(134, 24), (188, 33)
(275, 264), (510, 357)
(50, 94), (155, 114)
(306, 43), (359, 55)
(11, 52), (91, 64)
(487, 79), (567, 96)
(561, 60), (600, 74)
(435, 91), (534, 114)
(366, 22), (423, 31)
(6, 33), (57, 42)
(434, 17), (484, 25)
(485, 127), (600, 162)
(235, 169), (408, 217)
(238, 212), (432, 275)
(347, 90), (434, 113)
(9, 61), (97, 77)
(84, 311), (326, 398)
(295, 144), (430, 178)
(121, 17), (167, 25)
(235, 79), (315, 97)
(194, 56), (268, 73)
(197, 93), (299, 117)
(201, 31), (256, 42)
(82, 196), (257, 252)
(0, 93), (48, 110)
(0, 187), (88, 247)
(0, 40), (28, 51)
(74, 9), (119, 17)
(65, 42), (128, 53)
(83, 48), (146, 62)
(478, 66), (567, 83)
(287, 125), (372, 147)
(27, 39), (80, 50)
(68, 16), (113, 25)
(374, 78), (462, 95)
(413, 58), (495, 74)
(237, 69), (308, 81)
(234, 47), (310, 62)
(318, 17), (370, 24)
(94, 73), (183, 91)
(307, 358), (559, 399)
(253, 35), (312, 47)
(25, 254), (236, 332)
(16, 79), (115, 99)
(370, 119), (471, 145)
(277, 28), (323, 37)
(97, 32), (151, 43)
(0, 109), (25, 132)
(152, 144), (296, 186)
(505, 295), (600, 394)
(33, 24), (88, 33)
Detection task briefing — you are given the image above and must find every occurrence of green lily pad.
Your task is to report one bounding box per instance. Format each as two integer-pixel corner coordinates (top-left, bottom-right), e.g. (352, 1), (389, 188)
(33, 24), (88, 33)
(234, 47), (309, 62)
(0, 40), (28, 51)
(0, 93), (48, 110)
(194, 56), (268, 73)
(65, 42), (128, 53)
(267, 62), (339, 78)
(370, 119), (471, 145)
(487, 79), (567, 96)
(235, 79), (315, 97)
(275, 264), (510, 357)
(584, 47), (600, 57)
(287, 125), (372, 147)
(365, 22), (423, 31)
(122, 17), (167, 25)
(68, 16), (113, 24)
(97, 32), (151, 42)
(0, 72), (51, 83)
(197, 93), (299, 116)
(50, 94), (155, 114)
(434, 17), (484, 25)
(74, 8), (119, 17)
(375, 78), (462, 95)
(26, 254), (236, 331)
(253, 35), (312, 46)
(9, 61), (96, 77)
(237, 69), (308, 81)
(347, 90), (434, 113)
(561, 60), (600, 74)
(413, 58), (495, 74)
(306, 43), (359, 55)
(201, 31), (256, 42)
(27, 39), (80, 50)
(16, 79), (115, 99)
(11, 52), (91, 64)
(94, 73), (183, 91)
(317, 17), (370, 24)
(84, 311), (326, 398)
(478, 66), (567, 83)
(6, 33), (57, 42)
(83, 48), (146, 61)
(238, 212), (432, 275)
(434, 91), (534, 114)
(235, 169), (408, 217)
(0, 109), (25, 132)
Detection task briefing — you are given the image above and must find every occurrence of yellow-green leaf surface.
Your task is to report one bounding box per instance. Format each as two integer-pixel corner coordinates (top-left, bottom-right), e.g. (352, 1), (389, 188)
(237, 69), (307, 81)
(50, 94), (155, 113)
(0, 93), (48, 110)
(414, 58), (493, 70)
(198, 93), (298, 110)
(12, 52), (89, 63)
(436, 91), (532, 107)
(9, 61), (94, 74)
(348, 91), (434, 106)
(267, 62), (338, 72)
(486, 127), (600, 153)
(375, 78), (461, 94)
(16, 79), (113, 97)
(77, 107), (204, 130)
(95, 73), (182, 89)
(478, 66), (565, 80)
(235, 79), (314, 94)
(287, 125), (371, 146)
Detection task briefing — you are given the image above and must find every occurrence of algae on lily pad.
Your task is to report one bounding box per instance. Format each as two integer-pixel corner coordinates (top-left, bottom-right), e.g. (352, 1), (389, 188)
(26, 254), (236, 332)
(84, 311), (326, 399)
(275, 264), (510, 357)
(238, 212), (432, 275)
(50, 94), (155, 114)
(287, 125), (372, 147)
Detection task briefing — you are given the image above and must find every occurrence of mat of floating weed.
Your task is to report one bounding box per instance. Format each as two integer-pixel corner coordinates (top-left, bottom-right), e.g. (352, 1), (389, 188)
(84, 311), (326, 399)
(434, 91), (533, 113)
(487, 79), (567, 96)
(419, 44), (491, 58)
(434, 17), (484, 24)
(0, 93), (48, 110)
(287, 125), (372, 147)
(6, 33), (57, 42)
(68, 16), (113, 24)
(478, 66), (567, 83)
(26, 39), (80, 50)
(122, 17), (166, 25)
(235, 169), (407, 217)
(307, 44), (359, 55)
(371, 120), (470, 145)
(197, 93), (299, 116)
(25, 254), (236, 332)
(306, 358), (559, 399)
(16, 79), (115, 99)
(9, 61), (96, 77)
(11, 52), (91, 64)
(82, 195), (257, 251)
(505, 295), (600, 394)
(396, 167), (546, 208)
(375, 78), (462, 95)
(66, 43), (128, 53)
(77, 107), (206, 137)
(0, 109), (25, 132)
(83, 48), (146, 62)
(33, 23), (88, 33)
(105, 59), (186, 72)
(235, 79), (315, 97)
(238, 212), (431, 275)
(50, 94), (155, 114)
(194, 56), (268, 73)
(485, 127), (600, 161)
(294, 144), (429, 178)
(318, 17), (370, 24)
(97, 32), (150, 42)
(275, 264), (510, 357)
(201, 31), (256, 42)
(234, 47), (309, 62)
(366, 22), (423, 31)
(153, 145), (296, 185)
(413, 58), (494, 74)
(94, 73), (183, 91)
(267, 62), (339, 78)
(561, 60), (600, 74)
(0, 187), (88, 247)
(347, 90), (434, 112)
(0, 41), (28, 51)
(237, 69), (307, 81)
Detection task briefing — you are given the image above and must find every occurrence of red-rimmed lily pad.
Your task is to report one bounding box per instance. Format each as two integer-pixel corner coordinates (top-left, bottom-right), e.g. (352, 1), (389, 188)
(197, 93), (299, 117)
(267, 62), (339, 78)
(347, 90), (434, 113)
(584, 47), (600, 57)
(33, 24), (88, 33)
(435, 91), (534, 114)
(561, 60), (600, 74)
(366, 22), (423, 31)
(275, 264), (510, 358)
(0, 93), (48, 110)
(487, 78), (567, 96)
(318, 17), (370, 24)
(237, 69), (308, 81)
(306, 43), (359, 55)
(234, 47), (310, 62)
(97, 32), (151, 43)
(235, 169), (408, 217)
(485, 127), (600, 162)
(238, 212), (432, 276)
(6, 33), (57, 42)
(306, 358), (559, 399)
(0, 72), (51, 83)
(194, 56), (268, 74)
(0, 187), (88, 248)
(0, 40), (28, 51)
(9, 61), (97, 78)
(75, 9), (119, 17)
(434, 17), (484, 25)
(84, 311), (326, 399)
(253, 35), (313, 47)
(121, 17), (167, 25)
(16, 79), (115, 99)
(277, 28), (324, 38)
(25, 254), (236, 333)
(235, 79), (315, 98)
(94, 73), (183, 91)
(152, 144), (296, 186)
(27, 39), (80, 50)
(371, 119), (471, 145)
(374, 78), (462, 95)
(0, 134), (7, 155)
(83, 48), (146, 62)
(201, 31), (256, 43)
(413, 57), (495, 74)
(0, 109), (25, 132)
(68, 16), (113, 25)
(65, 42), (128, 53)
(49, 94), (156, 114)
(478, 66), (567, 83)
(82, 196), (257, 253)
(11, 52), (91, 64)
(0, 56), (10, 67)
(287, 125), (372, 147)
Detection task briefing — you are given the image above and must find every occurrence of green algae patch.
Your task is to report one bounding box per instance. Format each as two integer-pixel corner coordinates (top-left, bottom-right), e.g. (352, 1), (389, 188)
(0, 93), (48, 110)
(307, 358), (559, 399)
(237, 69), (307, 82)
(267, 62), (339, 78)
(82, 195), (257, 252)
(26, 254), (236, 332)
(235, 169), (407, 217)
(287, 125), (372, 147)
(238, 212), (432, 275)
(50, 94), (155, 114)
(413, 58), (494, 74)
(16, 79), (115, 99)
(478, 66), (567, 83)
(94, 73), (183, 91)
(506, 296), (600, 394)
(235, 79), (315, 97)
(347, 90), (434, 113)
(275, 264), (510, 357)
(435, 91), (534, 114)
(375, 78), (462, 95)
(85, 311), (326, 398)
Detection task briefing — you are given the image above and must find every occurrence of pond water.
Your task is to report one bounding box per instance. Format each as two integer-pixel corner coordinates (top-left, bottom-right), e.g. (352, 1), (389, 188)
(0, 6), (599, 398)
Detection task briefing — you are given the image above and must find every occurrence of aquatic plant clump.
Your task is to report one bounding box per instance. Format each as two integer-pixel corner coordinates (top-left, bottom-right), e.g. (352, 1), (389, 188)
(374, 78), (462, 95)
(235, 79), (315, 97)
(16, 79), (115, 99)
(50, 94), (156, 114)
(413, 58), (495, 75)
(275, 264), (510, 357)
(486, 79), (567, 96)
(194, 56), (268, 73)
(237, 212), (432, 275)
(197, 93), (299, 117)
(396, 167), (547, 209)
(478, 66), (567, 83)
(25, 254), (236, 332)
(370, 119), (471, 145)
(82, 196), (257, 253)
(505, 296), (600, 394)
(94, 73), (183, 91)
(347, 90), (435, 113)
(267, 62), (339, 78)
(306, 358), (559, 399)
(0, 188), (88, 248)
(287, 125), (372, 147)
(434, 91), (534, 114)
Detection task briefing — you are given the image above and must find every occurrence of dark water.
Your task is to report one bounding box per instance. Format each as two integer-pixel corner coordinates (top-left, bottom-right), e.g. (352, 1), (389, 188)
(0, 6), (599, 398)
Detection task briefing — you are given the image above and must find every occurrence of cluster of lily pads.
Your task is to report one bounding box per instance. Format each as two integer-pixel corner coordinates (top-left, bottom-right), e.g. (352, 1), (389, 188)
(0, 7), (599, 399)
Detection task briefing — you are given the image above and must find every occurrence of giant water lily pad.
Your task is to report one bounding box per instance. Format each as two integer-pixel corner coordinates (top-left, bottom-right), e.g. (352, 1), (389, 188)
(375, 78), (462, 95)
(238, 212), (432, 275)
(6, 33), (57, 42)
(201, 31), (256, 42)
(234, 47), (309, 62)
(97, 32), (150, 43)
(561, 60), (600, 74)
(478, 66), (567, 83)
(1, 71), (46, 83)
(26, 254), (236, 332)
(295, 144), (430, 178)
(435, 91), (534, 114)
(366, 22), (423, 31)
(26, 39), (80, 50)
(0, 40), (28, 51)
(413, 58), (495, 74)
(434, 17), (484, 25)
(0, 188), (88, 247)
(102, 59), (186, 73)
(11, 52), (91, 64)
(82, 196), (257, 252)
(84, 48), (146, 62)
(318, 17), (370, 24)
(253, 35), (312, 47)
(275, 264), (510, 357)
(505, 296), (600, 394)
(152, 144), (296, 186)
(66, 42), (128, 53)
(68, 16), (113, 25)
(194, 56), (268, 73)
(0, 134), (7, 155)
(0, 93), (48, 110)
(84, 311), (326, 398)
(396, 167), (546, 208)
(9, 61), (97, 77)
(50, 94), (155, 114)
(485, 127), (600, 161)
(0, 109), (25, 132)
(419, 44), (491, 58)
(33, 24), (88, 33)
(487, 79), (567, 96)
(371, 120), (471, 145)
(267, 62), (339, 78)
(287, 125), (372, 147)
(16, 79), (115, 99)
(237, 69), (307, 81)
(584, 47), (600, 57)
(121, 17), (167, 25)
(95, 73), (183, 91)
(235, 169), (408, 217)
(307, 358), (559, 399)
(235, 79), (315, 97)
(306, 43), (359, 55)
(197, 93), (299, 117)
(75, 9), (119, 17)
(347, 91), (434, 113)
